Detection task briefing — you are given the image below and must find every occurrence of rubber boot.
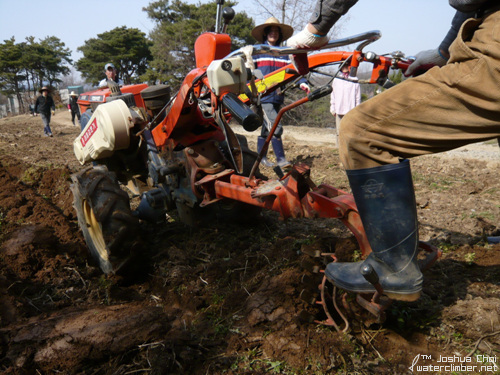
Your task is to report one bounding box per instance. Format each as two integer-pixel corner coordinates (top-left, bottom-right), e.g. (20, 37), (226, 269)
(271, 137), (292, 169)
(257, 136), (275, 167)
(325, 160), (423, 301)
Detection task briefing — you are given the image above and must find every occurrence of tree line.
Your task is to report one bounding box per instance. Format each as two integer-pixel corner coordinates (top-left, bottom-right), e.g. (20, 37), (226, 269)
(0, 0), (364, 127)
(0, 0), (255, 113)
(0, 36), (72, 112)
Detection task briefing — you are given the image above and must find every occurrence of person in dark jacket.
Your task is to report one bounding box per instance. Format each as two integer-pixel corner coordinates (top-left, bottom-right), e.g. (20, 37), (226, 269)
(34, 86), (56, 137)
(251, 17), (310, 168)
(285, 0), (500, 302)
(67, 91), (80, 126)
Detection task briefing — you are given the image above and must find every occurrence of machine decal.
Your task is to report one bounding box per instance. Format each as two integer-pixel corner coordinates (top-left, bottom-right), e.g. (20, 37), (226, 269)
(238, 70), (286, 101)
(80, 118), (98, 147)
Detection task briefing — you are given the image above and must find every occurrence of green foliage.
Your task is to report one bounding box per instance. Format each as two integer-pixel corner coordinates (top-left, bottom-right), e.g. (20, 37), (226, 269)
(389, 69), (404, 85)
(281, 87), (334, 128)
(76, 26), (153, 86)
(143, 0), (254, 86)
(0, 38), (25, 97)
(0, 35), (72, 111)
(38, 36), (73, 86)
(464, 252), (476, 265)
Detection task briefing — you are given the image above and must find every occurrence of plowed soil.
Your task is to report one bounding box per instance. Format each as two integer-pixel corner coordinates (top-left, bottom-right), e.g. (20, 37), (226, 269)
(0, 112), (499, 374)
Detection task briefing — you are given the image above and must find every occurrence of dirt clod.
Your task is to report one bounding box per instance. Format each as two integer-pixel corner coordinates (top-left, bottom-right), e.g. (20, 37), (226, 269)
(0, 113), (499, 373)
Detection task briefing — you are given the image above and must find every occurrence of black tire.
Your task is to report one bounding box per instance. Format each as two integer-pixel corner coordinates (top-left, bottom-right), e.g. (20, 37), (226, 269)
(71, 166), (140, 274)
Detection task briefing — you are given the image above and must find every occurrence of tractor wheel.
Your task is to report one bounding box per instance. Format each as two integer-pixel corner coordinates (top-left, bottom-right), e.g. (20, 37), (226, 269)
(79, 109), (93, 131)
(71, 165), (140, 274)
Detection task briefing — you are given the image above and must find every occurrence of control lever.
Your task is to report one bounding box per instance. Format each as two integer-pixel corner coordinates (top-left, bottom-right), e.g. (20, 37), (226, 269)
(273, 165), (284, 179)
(221, 7), (235, 34)
(361, 264), (385, 299)
(307, 85), (332, 101)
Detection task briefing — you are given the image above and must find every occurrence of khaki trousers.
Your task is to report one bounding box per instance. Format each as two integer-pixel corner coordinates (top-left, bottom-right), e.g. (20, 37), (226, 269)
(334, 113), (344, 147)
(339, 10), (500, 170)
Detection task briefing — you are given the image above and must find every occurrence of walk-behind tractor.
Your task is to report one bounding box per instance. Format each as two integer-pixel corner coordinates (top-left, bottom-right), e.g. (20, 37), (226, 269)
(71, 1), (441, 326)
(76, 83), (150, 129)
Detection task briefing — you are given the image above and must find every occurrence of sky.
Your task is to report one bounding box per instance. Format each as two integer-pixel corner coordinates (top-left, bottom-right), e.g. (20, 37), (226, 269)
(0, 0), (456, 70)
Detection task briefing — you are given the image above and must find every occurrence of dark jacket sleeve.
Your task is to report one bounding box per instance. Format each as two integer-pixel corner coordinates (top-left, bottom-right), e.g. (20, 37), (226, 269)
(309, 0), (359, 35)
(438, 11), (474, 54)
(449, 0), (491, 13)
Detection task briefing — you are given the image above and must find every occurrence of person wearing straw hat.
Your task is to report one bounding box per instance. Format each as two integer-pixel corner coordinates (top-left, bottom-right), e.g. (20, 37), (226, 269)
(67, 91), (81, 126)
(251, 17), (310, 169)
(34, 86), (55, 137)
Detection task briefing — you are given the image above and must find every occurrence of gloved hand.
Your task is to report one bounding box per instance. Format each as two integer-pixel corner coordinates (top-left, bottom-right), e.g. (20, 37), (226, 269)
(241, 45), (255, 71)
(405, 49), (447, 77)
(287, 28), (329, 49)
(299, 82), (311, 94)
(51, 110), (55, 116)
(287, 27), (329, 76)
(68, 109), (71, 113)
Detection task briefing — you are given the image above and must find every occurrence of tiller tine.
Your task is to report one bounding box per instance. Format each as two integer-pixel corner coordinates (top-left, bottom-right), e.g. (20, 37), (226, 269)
(338, 241), (442, 324)
(300, 244), (322, 258)
(300, 258), (322, 274)
(302, 241), (443, 329)
(299, 253), (350, 332)
(417, 241), (442, 271)
(299, 289), (318, 305)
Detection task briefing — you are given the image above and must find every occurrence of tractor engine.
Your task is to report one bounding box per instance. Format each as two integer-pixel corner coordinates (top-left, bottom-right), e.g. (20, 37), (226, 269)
(73, 99), (145, 164)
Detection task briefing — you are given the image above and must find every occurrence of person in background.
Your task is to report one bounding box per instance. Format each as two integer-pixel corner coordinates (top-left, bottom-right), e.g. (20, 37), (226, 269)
(34, 86), (55, 137)
(330, 64), (361, 147)
(98, 63), (124, 88)
(251, 17), (310, 169)
(68, 91), (80, 126)
(286, 0), (500, 302)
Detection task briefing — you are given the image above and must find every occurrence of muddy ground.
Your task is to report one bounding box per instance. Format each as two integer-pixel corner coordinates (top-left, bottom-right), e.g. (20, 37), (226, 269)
(0, 112), (499, 374)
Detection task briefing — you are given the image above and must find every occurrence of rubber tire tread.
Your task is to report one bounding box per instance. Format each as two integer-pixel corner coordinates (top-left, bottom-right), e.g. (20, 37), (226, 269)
(72, 166), (139, 274)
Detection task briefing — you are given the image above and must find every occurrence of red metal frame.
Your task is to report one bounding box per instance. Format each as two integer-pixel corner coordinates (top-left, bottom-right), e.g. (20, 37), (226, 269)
(77, 83), (148, 115)
(193, 163), (373, 256)
(149, 30), (414, 260)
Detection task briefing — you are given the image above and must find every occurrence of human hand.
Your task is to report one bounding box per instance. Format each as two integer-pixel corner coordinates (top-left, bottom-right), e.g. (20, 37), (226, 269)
(299, 83), (311, 94)
(405, 49), (447, 77)
(51, 110), (55, 116)
(287, 26), (329, 76)
(241, 45), (255, 70)
(287, 27), (328, 49)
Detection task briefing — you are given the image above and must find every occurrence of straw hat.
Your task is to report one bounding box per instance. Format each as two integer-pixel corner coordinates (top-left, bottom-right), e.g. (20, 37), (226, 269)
(251, 17), (293, 43)
(39, 86), (49, 93)
(70, 91), (78, 96)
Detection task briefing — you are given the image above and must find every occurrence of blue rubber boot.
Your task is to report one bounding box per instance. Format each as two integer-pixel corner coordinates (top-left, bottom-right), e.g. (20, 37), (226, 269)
(271, 137), (291, 169)
(325, 160), (423, 301)
(257, 136), (275, 167)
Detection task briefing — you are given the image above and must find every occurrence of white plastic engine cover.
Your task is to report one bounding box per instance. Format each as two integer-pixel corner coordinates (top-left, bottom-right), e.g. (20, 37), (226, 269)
(73, 99), (132, 165)
(207, 57), (248, 96)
